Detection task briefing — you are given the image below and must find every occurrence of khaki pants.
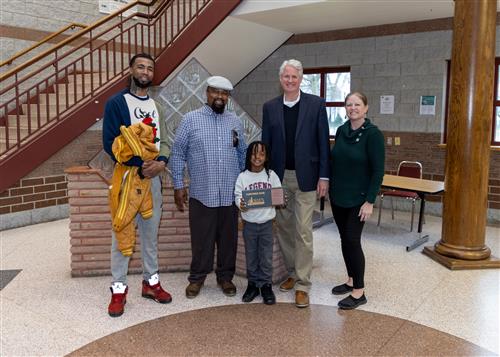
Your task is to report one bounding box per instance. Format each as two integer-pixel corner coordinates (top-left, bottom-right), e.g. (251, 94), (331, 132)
(276, 170), (316, 292)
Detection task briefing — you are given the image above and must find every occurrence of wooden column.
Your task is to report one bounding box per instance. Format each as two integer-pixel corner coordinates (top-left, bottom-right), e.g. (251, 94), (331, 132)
(423, 0), (500, 269)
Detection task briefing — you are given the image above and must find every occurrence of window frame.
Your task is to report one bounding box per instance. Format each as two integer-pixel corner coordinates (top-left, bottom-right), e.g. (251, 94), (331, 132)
(302, 66), (350, 138)
(444, 58), (500, 146)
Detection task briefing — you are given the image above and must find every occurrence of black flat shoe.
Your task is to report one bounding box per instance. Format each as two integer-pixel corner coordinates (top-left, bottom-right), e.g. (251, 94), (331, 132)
(242, 283), (260, 303)
(338, 294), (367, 310)
(331, 283), (353, 295)
(260, 283), (276, 305)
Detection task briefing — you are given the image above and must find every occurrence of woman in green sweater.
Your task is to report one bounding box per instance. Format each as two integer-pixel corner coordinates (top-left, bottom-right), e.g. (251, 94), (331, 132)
(329, 92), (385, 309)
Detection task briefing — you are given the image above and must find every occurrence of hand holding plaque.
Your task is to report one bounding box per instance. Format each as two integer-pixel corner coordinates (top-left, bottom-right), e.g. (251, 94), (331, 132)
(241, 188), (284, 208)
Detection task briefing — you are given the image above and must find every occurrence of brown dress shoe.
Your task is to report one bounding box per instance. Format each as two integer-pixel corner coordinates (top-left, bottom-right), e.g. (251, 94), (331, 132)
(295, 290), (309, 308)
(218, 280), (237, 297)
(185, 282), (203, 299)
(279, 277), (296, 292)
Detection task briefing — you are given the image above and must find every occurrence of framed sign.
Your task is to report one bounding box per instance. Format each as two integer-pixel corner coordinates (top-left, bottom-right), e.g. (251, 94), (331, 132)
(419, 95), (436, 115)
(380, 95), (394, 114)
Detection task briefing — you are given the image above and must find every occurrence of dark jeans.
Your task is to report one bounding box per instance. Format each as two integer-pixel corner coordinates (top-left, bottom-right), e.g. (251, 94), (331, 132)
(331, 203), (366, 289)
(188, 198), (238, 283)
(243, 220), (274, 287)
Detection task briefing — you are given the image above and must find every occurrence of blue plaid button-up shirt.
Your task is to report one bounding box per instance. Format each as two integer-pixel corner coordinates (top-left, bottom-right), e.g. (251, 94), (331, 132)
(170, 105), (247, 207)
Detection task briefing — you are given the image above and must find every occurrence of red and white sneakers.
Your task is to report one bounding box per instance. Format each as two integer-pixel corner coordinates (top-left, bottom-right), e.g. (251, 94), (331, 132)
(141, 273), (172, 304)
(108, 274), (172, 317)
(108, 282), (128, 317)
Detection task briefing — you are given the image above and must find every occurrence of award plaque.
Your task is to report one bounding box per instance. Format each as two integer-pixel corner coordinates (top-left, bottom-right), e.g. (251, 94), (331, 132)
(242, 188), (284, 208)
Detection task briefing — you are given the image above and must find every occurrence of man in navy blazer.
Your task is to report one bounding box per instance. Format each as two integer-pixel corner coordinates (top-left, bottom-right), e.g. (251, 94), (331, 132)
(262, 59), (330, 308)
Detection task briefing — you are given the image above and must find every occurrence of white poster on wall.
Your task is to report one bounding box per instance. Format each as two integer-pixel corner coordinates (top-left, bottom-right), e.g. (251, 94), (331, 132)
(380, 95), (394, 114)
(419, 95), (436, 115)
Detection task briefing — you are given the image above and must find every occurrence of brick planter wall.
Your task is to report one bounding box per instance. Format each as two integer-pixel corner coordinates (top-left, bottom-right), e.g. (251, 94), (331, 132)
(66, 166), (287, 283)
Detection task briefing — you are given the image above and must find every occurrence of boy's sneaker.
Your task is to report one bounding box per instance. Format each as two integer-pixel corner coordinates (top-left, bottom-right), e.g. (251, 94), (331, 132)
(242, 282), (260, 303)
(108, 283), (128, 317)
(142, 280), (172, 304)
(260, 283), (276, 305)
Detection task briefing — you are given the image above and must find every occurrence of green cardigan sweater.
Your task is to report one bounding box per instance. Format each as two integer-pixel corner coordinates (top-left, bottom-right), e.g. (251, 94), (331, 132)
(329, 118), (385, 208)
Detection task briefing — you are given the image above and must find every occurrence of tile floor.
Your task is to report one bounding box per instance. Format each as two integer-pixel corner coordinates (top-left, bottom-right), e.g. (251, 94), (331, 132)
(1, 210), (499, 356)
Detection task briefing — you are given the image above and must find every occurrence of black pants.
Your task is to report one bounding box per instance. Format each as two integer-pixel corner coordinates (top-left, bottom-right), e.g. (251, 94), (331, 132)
(331, 203), (365, 289)
(188, 198), (238, 283)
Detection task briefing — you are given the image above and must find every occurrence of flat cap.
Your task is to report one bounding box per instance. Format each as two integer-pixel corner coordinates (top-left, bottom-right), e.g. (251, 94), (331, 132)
(206, 76), (233, 91)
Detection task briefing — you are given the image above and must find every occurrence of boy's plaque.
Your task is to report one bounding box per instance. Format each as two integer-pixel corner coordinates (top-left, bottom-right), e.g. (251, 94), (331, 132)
(242, 188), (284, 208)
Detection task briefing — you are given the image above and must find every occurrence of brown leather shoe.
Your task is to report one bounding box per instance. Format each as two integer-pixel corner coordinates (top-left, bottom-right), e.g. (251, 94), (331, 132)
(218, 280), (237, 297)
(185, 282), (203, 299)
(279, 277), (296, 292)
(295, 290), (309, 308)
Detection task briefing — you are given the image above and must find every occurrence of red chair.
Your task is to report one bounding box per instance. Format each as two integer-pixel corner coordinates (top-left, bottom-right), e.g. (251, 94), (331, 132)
(377, 161), (423, 232)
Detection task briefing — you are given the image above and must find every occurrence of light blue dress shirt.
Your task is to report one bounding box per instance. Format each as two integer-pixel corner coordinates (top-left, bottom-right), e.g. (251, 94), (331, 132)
(170, 105), (247, 207)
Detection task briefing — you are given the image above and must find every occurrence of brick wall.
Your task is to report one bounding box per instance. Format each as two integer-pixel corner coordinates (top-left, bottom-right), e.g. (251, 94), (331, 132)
(383, 131), (500, 211)
(0, 128), (102, 230)
(66, 166), (287, 282)
(0, 174), (68, 215)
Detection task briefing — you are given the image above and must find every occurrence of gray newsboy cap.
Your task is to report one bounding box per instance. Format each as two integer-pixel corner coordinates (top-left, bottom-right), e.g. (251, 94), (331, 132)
(206, 76), (233, 91)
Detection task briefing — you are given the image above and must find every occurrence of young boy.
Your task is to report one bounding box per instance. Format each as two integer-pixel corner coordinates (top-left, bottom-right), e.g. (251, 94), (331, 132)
(234, 141), (282, 305)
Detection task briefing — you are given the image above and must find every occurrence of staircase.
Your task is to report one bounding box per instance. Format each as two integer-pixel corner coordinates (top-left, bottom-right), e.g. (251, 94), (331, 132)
(0, 0), (242, 192)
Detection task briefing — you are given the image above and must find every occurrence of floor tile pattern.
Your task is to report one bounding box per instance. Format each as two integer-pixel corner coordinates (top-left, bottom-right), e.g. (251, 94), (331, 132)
(68, 303), (494, 356)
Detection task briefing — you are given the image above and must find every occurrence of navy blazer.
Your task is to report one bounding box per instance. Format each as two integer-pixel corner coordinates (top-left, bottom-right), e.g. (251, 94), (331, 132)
(262, 91), (330, 192)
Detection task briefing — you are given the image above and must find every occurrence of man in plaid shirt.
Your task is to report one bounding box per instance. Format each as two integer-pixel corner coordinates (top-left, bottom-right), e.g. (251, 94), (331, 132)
(170, 76), (246, 299)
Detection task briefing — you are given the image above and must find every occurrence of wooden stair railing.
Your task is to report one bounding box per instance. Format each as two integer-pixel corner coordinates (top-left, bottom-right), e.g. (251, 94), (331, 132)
(0, 23), (87, 68)
(0, 0), (242, 192)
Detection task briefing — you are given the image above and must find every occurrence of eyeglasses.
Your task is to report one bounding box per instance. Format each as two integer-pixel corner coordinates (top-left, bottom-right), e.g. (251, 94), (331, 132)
(208, 87), (230, 97)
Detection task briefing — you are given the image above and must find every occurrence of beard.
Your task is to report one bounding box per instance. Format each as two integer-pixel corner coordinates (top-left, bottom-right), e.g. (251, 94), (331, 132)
(211, 99), (225, 114)
(132, 76), (152, 89)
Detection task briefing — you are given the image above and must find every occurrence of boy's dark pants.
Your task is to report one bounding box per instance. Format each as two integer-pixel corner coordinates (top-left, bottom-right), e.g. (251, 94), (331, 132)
(243, 220), (274, 287)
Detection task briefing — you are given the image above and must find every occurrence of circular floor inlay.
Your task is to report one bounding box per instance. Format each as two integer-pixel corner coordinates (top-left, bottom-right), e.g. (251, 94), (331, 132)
(69, 303), (494, 356)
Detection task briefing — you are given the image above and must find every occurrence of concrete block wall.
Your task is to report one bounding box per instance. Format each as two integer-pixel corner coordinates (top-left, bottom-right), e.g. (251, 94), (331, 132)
(66, 166), (287, 282)
(0, 0), (105, 65)
(0, 0), (103, 33)
(232, 26), (500, 223)
(233, 30), (458, 129)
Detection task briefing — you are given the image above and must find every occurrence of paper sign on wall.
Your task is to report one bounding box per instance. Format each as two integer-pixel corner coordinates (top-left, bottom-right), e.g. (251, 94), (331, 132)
(419, 95), (436, 115)
(380, 95), (394, 114)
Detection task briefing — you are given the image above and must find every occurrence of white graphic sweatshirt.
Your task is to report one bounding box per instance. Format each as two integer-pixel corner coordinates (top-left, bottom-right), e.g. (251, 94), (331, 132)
(234, 169), (282, 224)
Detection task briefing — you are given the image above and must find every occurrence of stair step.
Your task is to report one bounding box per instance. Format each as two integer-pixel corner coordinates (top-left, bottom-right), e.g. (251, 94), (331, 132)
(7, 115), (49, 128)
(0, 126), (30, 140)
(0, 136), (21, 148)
(21, 103), (69, 116)
(67, 72), (112, 84)
(55, 83), (92, 94)
(0, 118), (57, 152)
(38, 93), (81, 105)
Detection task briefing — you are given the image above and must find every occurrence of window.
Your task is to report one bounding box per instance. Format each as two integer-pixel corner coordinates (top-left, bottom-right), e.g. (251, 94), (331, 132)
(300, 67), (350, 136)
(444, 58), (500, 146)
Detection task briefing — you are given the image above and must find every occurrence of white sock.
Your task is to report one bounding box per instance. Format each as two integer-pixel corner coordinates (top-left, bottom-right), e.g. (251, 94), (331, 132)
(148, 273), (159, 286)
(111, 282), (127, 293)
